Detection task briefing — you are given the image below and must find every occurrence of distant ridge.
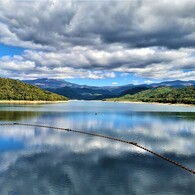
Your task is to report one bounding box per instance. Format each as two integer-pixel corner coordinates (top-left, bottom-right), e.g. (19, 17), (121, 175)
(0, 78), (68, 101)
(150, 80), (195, 88)
(22, 78), (78, 89)
(23, 78), (136, 100)
(22, 78), (195, 100)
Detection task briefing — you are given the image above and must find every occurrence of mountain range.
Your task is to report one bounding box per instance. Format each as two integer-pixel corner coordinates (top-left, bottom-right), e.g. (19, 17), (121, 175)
(22, 78), (195, 100)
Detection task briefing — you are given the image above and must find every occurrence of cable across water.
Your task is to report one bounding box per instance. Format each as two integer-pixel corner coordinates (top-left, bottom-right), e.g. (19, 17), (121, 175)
(0, 122), (195, 175)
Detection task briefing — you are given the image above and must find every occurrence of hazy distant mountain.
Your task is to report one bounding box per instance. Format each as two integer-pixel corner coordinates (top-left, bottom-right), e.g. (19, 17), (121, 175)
(23, 78), (142, 100)
(150, 80), (195, 88)
(22, 78), (79, 89)
(47, 84), (142, 100)
(22, 78), (195, 100)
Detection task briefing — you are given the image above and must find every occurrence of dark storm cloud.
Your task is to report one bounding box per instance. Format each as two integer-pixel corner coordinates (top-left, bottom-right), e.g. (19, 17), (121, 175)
(93, 1), (195, 49)
(0, 0), (195, 80)
(1, 0), (195, 49)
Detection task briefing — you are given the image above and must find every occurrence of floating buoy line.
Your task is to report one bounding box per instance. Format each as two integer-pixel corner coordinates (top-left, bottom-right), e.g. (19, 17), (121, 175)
(0, 122), (195, 175)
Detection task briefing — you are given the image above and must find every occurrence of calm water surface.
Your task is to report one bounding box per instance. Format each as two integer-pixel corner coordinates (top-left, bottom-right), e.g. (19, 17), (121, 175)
(0, 101), (195, 194)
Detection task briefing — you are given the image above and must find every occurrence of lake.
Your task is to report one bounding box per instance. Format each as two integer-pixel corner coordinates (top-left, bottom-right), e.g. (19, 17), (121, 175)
(0, 100), (195, 194)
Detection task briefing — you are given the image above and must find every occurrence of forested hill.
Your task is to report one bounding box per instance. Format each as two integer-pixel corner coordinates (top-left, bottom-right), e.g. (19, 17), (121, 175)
(0, 78), (68, 101)
(105, 86), (195, 105)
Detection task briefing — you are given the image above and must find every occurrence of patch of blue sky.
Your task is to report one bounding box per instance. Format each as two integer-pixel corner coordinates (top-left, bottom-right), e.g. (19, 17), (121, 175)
(183, 69), (193, 73)
(0, 43), (25, 57)
(65, 72), (160, 86)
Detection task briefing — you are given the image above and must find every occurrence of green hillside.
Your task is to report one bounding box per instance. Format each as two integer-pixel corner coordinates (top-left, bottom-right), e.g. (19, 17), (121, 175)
(0, 78), (68, 101)
(105, 86), (195, 105)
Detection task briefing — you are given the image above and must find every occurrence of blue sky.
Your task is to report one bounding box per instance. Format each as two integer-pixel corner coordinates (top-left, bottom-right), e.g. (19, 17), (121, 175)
(0, 44), (24, 57)
(0, 1), (195, 86)
(66, 72), (159, 86)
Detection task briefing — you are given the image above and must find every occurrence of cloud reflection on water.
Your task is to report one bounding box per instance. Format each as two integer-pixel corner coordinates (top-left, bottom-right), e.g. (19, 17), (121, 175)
(0, 148), (195, 194)
(0, 103), (195, 194)
(0, 111), (195, 156)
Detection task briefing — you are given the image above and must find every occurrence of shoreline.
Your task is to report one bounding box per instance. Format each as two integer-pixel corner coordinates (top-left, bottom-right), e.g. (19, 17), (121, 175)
(104, 100), (195, 107)
(0, 100), (68, 104)
(0, 99), (195, 107)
